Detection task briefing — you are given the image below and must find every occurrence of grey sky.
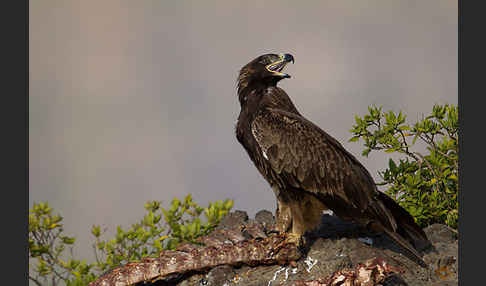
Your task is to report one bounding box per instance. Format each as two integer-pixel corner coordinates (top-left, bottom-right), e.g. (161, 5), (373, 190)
(29, 0), (457, 261)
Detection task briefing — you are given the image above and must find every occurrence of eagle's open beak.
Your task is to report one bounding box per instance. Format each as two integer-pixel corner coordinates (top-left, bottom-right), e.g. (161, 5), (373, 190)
(266, 53), (294, 78)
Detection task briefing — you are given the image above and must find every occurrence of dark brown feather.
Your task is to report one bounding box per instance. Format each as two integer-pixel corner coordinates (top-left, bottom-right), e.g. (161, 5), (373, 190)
(235, 53), (430, 267)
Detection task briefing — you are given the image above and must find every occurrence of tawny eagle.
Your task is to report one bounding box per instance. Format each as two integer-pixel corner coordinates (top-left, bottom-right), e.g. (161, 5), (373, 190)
(235, 53), (430, 266)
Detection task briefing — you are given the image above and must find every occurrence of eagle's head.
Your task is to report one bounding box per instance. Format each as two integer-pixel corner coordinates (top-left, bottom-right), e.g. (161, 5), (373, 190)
(237, 53), (294, 95)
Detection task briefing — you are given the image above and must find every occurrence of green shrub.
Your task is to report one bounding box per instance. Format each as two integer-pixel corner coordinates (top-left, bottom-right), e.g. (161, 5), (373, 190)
(349, 104), (458, 229)
(29, 195), (233, 285)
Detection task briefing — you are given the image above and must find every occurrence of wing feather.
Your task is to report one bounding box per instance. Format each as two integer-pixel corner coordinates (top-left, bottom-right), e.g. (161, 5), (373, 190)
(251, 108), (375, 210)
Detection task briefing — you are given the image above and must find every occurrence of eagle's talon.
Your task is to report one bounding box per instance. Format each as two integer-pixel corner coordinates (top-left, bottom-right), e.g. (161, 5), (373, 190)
(285, 233), (302, 246)
(273, 232), (303, 254)
(266, 229), (282, 235)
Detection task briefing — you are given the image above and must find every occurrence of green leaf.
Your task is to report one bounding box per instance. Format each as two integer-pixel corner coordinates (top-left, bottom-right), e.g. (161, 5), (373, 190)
(348, 136), (360, 142)
(362, 148), (371, 157)
(91, 225), (101, 237)
(388, 159), (397, 172)
(61, 236), (76, 245)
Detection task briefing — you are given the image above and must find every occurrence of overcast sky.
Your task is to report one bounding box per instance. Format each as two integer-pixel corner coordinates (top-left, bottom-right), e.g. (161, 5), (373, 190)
(30, 0), (457, 262)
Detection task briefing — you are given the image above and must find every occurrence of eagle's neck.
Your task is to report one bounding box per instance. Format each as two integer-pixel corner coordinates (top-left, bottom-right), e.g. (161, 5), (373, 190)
(237, 86), (264, 125)
(235, 83), (267, 155)
(238, 82), (301, 121)
(237, 80), (276, 107)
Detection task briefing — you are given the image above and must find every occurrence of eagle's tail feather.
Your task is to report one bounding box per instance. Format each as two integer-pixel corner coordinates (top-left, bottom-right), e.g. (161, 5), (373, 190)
(380, 223), (428, 267)
(376, 192), (431, 267)
(377, 192), (430, 248)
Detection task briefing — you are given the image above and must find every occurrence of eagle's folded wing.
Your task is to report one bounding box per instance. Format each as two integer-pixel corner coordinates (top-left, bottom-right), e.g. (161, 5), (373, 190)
(251, 108), (375, 211)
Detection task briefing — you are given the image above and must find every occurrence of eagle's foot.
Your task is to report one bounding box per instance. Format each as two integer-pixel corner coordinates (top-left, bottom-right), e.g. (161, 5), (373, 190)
(285, 232), (303, 246)
(266, 221), (289, 236)
(273, 232), (303, 254)
(266, 229), (282, 235)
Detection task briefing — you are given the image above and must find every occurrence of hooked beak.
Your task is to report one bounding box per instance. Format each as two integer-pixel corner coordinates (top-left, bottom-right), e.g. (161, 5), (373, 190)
(265, 53), (294, 78)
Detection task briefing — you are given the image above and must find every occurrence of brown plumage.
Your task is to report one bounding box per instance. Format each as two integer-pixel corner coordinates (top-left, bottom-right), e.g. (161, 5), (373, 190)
(235, 53), (431, 267)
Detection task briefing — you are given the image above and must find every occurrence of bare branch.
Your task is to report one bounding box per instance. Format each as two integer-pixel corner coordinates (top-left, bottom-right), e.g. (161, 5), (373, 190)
(28, 275), (43, 286)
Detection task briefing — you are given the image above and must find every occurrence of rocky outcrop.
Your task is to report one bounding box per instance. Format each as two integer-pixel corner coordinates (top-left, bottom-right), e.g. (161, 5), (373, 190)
(90, 210), (458, 286)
